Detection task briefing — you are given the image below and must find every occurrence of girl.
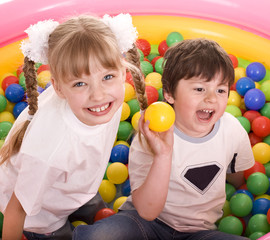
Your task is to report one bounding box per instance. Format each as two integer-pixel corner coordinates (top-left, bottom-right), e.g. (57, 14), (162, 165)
(0, 14), (146, 240)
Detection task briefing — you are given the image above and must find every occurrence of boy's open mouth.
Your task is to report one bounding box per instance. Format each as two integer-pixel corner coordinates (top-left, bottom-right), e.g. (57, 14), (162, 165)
(197, 109), (214, 121)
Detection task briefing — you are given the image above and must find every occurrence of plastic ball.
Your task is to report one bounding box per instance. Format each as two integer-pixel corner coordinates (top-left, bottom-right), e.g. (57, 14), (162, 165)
(229, 193), (253, 217)
(252, 116), (270, 138)
(19, 73), (26, 90)
(246, 62), (266, 82)
(235, 77), (255, 96)
(227, 90), (241, 107)
(113, 196), (128, 213)
(131, 111), (141, 131)
(248, 214), (270, 234)
(264, 135), (270, 145)
(37, 70), (51, 88)
(0, 121), (12, 139)
(243, 110), (261, 124)
(150, 44), (159, 55)
(256, 194), (270, 201)
(94, 208), (116, 222)
(151, 56), (162, 70)
(72, 221), (87, 227)
(158, 88), (164, 101)
(114, 140), (129, 147)
(237, 116), (251, 133)
(145, 85), (159, 105)
(110, 144), (129, 164)
(124, 83), (135, 102)
(121, 179), (131, 196)
(229, 54), (238, 68)
(218, 216), (243, 236)
(267, 208), (270, 224)
(1, 75), (19, 91)
(0, 211), (3, 235)
(252, 142), (270, 164)
(120, 102), (130, 121)
(37, 64), (50, 75)
(98, 179), (116, 203)
(166, 31), (183, 47)
(0, 94), (7, 112)
(117, 121), (134, 141)
(234, 67), (246, 83)
(252, 198), (270, 215)
(154, 57), (164, 75)
(136, 39), (151, 56)
(127, 99), (140, 118)
(226, 183), (236, 201)
(125, 71), (134, 87)
(265, 163), (270, 178)
(249, 232), (266, 240)
(144, 72), (162, 90)
(158, 40), (169, 56)
(244, 88), (266, 111)
(225, 105), (242, 117)
(5, 84), (25, 103)
(234, 189), (254, 202)
(247, 172), (269, 195)
(144, 102), (175, 132)
(260, 103), (270, 119)
(140, 61), (153, 77)
(147, 52), (159, 63)
(106, 162), (128, 184)
(0, 111), (15, 124)
(260, 80), (270, 101)
(137, 49), (144, 61)
(248, 132), (263, 146)
(13, 101), (28, 119)
(244, 161), (266, 180)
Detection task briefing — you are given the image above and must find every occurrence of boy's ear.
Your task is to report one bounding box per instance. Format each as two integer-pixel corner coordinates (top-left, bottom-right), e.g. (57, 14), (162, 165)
(51, 78), (65, 99)
(164, 91), (175, 104)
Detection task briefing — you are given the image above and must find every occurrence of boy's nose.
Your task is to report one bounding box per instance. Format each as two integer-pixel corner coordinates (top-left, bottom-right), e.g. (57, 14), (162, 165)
(205, 91), (217, 103)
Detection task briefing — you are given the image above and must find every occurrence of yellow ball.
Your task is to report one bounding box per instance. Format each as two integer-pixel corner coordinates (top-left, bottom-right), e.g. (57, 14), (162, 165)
(37, 70), (51, 89)
(113, 196), (128, 213)
(255, 82), (261, 89)
(131, 111), (141, 131)
(114, 140), (130, 147)
(124, 83), (135, 102)
(228, 90), (242, 107)
(0, 111), (15, 123)
(98, 179), (116, 203)
(72, 221), (88, 227)
(0, 88), (4, 96)
(144, 72), (162, 90)
(5, 101), (15, 113)
(252, 142), (270, 164)
(234, 67), (246, 83)
(120, 102), (130, 121)
(106, 162), (128, 184)
(255, 194), (270, 201)
(144, 101), (175, 132)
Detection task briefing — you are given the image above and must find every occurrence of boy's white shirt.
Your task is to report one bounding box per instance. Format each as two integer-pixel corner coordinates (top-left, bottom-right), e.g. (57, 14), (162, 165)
(0, 86), (122, 233)
(121, 112), (254, 232)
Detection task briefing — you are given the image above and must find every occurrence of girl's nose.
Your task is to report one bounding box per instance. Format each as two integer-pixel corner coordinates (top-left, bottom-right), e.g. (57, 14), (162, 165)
(89, 84), (105, 101)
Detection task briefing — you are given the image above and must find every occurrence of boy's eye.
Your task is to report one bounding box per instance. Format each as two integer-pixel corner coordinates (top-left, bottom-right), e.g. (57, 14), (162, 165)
(74, 82), (85, 87)
(195, 88), (204, 92)
(217, 89), (226, 94)
(103, 74), (113, 80)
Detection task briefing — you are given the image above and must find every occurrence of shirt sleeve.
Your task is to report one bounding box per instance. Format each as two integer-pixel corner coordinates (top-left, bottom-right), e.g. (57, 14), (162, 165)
(128, 134), (154, 192)
(13, 153), (64, 216)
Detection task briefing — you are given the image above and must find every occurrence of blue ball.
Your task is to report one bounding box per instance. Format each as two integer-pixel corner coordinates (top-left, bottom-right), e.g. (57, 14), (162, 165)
(5, 84), (25, 103)
(121, 179), (131, 196)
(110, 144), (129, 164)
(246, 62), (266, 82)
(13, 101), (28, 118)
(244, 88), (266, 110)
(252, 198), (270, 215)
(236, 77), (255, 96)
(234, 189), (254, 202)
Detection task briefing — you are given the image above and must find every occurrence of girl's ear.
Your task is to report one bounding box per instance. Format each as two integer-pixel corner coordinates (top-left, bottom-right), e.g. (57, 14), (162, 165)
(51, 78), (65, 99)
(163, 91), (175, 104)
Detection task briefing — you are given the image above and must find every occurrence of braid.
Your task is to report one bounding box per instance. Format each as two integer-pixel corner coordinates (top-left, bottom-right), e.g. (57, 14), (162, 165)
(126, 44), (148, 111)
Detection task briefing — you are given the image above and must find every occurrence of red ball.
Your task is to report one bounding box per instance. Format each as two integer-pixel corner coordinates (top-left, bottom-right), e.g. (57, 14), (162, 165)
(125, 71), (134, 87)
(244, 161), (266, 180)
(37, 64), (50, 75)
(16, 64), (24, 77)
(229, 54), (238, 68)
(267, 208), (270, 224)
(158, 40), (169, 56)
(94, 208), (116, 222)
(248, 132), (263, 147)
(136, 39), (151, 56)
(21, 234), (28, 240)
(145, 85), (159, 105)
(230, 82), (237, 91)
(2, 75), (19, 91)
(144, 57), (150, 62)
(251, 116), (270, 137)
(243, 110), (261, 124)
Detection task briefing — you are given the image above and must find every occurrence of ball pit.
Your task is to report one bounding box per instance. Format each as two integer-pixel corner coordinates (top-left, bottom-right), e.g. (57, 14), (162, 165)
(0, 0), (270, 239)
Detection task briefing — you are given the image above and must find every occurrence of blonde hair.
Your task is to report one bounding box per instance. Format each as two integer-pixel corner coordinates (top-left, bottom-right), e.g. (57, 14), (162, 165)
(0, 15), (147, 164)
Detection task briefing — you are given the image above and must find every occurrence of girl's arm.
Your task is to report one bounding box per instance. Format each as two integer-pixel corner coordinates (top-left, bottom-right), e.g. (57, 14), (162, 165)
(2, 192), (26, 240)
(132, 113), (174, 221)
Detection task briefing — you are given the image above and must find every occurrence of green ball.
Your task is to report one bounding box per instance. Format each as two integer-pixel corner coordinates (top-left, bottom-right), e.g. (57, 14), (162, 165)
(35, 62), (42, 70)
(140, 61), (153, 77)
(127, 99), (140, 118)
(260, 80), (270, 101)
(218, 216), (243, 236)
(0, 211), (3, 235)
(247, 172), (269, 195)
(225, 105), (242, 118)
(158, 88), (164, 101)
(166, 31), (184, 47)
(147, 53), (159, 63)
(264, 135), (270, 145)
(117, 121), (134, 141)
(249, 231), (266, 240)
(0, 121), (13, 140)
(19, 73), (26, 90)
(248, 214), (270, 234)
(225, 183), (236, 200)
(229, 193), (253, 217)
(150, 44), (159, 55)
(260, 102), (270, 118)
(154, 57), (164, 75)
(237, 116), (251, 133)
(103, 162), (112, 180)
(137, 49), (144, 62)
(0, 94), (7, 112)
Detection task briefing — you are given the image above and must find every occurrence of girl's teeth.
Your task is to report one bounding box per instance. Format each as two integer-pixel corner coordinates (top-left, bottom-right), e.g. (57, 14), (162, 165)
(90, 103), (109, 112)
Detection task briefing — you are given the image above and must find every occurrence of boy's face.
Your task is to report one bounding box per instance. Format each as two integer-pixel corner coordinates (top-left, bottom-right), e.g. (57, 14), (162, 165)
(164, 73), (229, 138)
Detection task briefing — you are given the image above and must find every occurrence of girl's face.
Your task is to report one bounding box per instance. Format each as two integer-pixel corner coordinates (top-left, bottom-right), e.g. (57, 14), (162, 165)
(52, 58), (126, 126)
(164, 74), (229, 138)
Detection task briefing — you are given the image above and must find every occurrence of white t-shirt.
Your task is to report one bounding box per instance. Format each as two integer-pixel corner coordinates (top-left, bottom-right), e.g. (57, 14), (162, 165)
(0, 86), (122, 233)
(121, 112), (254, 232)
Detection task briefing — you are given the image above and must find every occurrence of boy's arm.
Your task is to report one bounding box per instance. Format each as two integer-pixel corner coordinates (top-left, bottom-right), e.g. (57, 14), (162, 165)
(3, 192), (26, 240)
(132, 113), (174, 221)
(226, 171), (245, 189)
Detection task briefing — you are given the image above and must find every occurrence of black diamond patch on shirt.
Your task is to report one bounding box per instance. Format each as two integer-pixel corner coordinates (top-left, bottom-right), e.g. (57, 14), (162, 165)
(181, 163), (222, 194)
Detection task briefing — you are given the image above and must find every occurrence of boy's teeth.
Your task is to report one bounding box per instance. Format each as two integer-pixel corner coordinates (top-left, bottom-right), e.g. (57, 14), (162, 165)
(90, 103), (109, 112)
(202, 109), (213, 113)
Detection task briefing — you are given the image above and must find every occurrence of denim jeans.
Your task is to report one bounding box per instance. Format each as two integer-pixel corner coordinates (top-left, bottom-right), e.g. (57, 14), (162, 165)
(72, 209), (249, 240)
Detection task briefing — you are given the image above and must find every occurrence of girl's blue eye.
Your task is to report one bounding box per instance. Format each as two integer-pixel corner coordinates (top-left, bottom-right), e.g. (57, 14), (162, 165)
(104, 75), (113, 80)
(74, 82), (85, 87)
